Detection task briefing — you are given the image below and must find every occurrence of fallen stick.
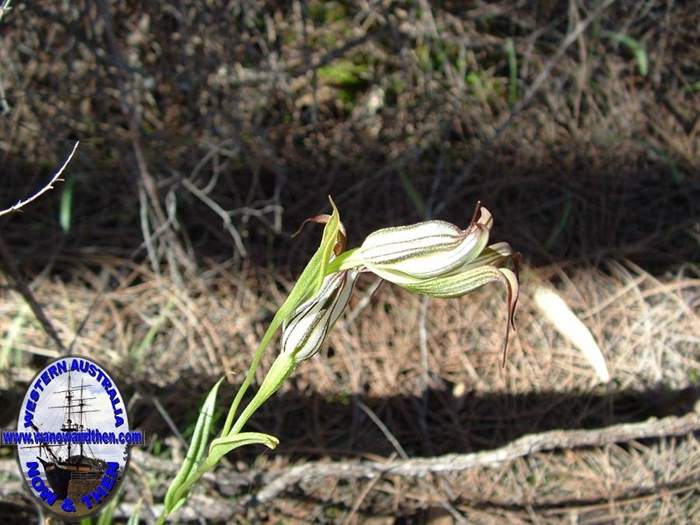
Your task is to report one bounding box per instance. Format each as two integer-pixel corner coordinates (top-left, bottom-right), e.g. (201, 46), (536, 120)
(255, 411), (700, 502)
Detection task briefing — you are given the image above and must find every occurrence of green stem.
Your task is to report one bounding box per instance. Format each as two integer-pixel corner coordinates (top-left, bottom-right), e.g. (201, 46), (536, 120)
(219, 311), (284, 438)
(230, 353), (295, 435)
(326, 248), (359, 273)
(166, 459), (216, 518)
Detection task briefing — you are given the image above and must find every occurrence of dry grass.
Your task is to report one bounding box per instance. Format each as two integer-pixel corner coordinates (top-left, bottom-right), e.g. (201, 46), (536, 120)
(1, 257), (698, 522)
(0, 0), (699, 523)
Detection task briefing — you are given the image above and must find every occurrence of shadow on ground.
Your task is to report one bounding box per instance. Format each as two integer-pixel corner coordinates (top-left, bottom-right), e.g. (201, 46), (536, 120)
(1, 146), (699, 277)
(123, 379), (700, 460)
(3, 375), (697, 460)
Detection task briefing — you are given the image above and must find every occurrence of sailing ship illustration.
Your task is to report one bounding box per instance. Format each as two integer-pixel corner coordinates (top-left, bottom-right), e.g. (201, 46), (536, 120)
(24, 371), (109, 500)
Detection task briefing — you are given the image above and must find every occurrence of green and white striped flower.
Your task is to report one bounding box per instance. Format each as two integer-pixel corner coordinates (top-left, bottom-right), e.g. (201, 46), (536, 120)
(281, 269), (357, 362)
(341, 205), (493, 285)
(337, 205), (519, 364)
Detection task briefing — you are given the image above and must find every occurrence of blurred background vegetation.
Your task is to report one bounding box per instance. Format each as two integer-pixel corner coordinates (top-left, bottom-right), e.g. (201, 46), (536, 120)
(0, 1), (698, 523)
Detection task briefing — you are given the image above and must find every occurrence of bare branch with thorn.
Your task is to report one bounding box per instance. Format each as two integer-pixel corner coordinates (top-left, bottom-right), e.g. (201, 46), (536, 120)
(0, 0), (11, 24)
(0, 141), (79, 217)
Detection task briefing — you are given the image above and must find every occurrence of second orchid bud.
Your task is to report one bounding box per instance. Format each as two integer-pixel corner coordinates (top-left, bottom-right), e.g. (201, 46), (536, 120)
(281, 270), (357, 363)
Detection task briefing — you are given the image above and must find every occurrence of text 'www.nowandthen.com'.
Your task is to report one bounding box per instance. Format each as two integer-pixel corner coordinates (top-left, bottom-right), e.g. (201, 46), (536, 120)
(1, 429), (144, 446)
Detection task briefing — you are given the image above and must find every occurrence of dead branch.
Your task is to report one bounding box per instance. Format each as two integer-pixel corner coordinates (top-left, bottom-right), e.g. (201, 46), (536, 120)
(0, 235), (67, 354)
(95, 0), (194, 281)
(255, 410), (700, 502)
(0, 141), (78, 217)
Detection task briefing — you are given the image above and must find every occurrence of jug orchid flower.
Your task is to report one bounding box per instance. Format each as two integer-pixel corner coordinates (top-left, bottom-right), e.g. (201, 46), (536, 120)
(338, 204), (519, 364)
(341, 205), (493, 285)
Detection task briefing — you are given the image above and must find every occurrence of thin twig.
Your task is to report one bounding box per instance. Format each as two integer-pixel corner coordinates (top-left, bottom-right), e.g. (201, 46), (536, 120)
(96, 0), (193, 282)
(346, 406), (406, 524)
(341, 454), (395, 525)
(181, 178), (248, 257)
(138, 185), (160, 274)
(66, 271), (110, 354)
(151, 395), (188, 449)
(0, 67), (9, 116)
(357, 400), (408, 459)
(0, 141), (79, 217)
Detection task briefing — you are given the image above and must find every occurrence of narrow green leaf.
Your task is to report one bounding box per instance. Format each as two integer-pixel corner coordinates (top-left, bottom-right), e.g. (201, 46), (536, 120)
(603, 31), (648, 76)
(545, 198), (572, 250)
(96, 494), (118, 525)
(505, 38), (518, 106)
(397, 171), (427, 217)
(169, 497), (187, 516)
(163, 378), (223, 513)
(125, 503), (141, 525)
(132, 301), (174, 360)
(59, 176), (76, 233)
(207, 431), (279, 466)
